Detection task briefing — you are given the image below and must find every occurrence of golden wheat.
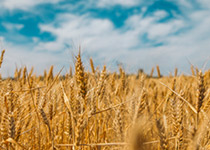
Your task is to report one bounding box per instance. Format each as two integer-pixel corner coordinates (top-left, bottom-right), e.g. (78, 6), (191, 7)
(0, 50), (210, 149)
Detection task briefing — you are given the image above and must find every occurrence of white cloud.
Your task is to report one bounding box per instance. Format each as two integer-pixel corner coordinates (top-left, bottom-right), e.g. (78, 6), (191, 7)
(147, 20), (185, 40)
(0, 37), (5, 50)
(199, 0), (210, 9)
(36, 40), (66, 51)
(38, 14), (117, 52)
(97, 0), (140, 7)
(2, 22), (24, 31)
(153, 10), (169, 19)
(168, 0), (193, 9)
(177, 0), (193, 8)
(0, 41), (70, 77)
(32, 37), (39, 43)
(0, 0), (142, 12)
(36, 7), (210, 74)
(0, 0), (62, 10)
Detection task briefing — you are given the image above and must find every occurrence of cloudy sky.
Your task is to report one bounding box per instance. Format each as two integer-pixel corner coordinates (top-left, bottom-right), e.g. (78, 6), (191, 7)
(0, 0), (210, 77)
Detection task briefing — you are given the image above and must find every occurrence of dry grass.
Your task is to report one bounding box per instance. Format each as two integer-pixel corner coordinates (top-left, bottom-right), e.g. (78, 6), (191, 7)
(1, 50), (210, 149)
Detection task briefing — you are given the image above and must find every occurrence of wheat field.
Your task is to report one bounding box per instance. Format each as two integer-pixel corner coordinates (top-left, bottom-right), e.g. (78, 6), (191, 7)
(0, 49), (210, 150)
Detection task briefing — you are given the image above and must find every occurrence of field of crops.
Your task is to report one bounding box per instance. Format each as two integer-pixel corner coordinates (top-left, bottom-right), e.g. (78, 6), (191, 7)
(0, 49), (210, 150)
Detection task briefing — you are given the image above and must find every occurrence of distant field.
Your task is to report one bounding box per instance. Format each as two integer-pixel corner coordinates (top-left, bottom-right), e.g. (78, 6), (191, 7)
(0, 49), (210, 150)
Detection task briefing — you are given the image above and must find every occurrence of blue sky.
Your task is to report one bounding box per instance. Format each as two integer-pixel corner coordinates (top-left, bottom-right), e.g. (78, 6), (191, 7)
(0, 0), (210, 76)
